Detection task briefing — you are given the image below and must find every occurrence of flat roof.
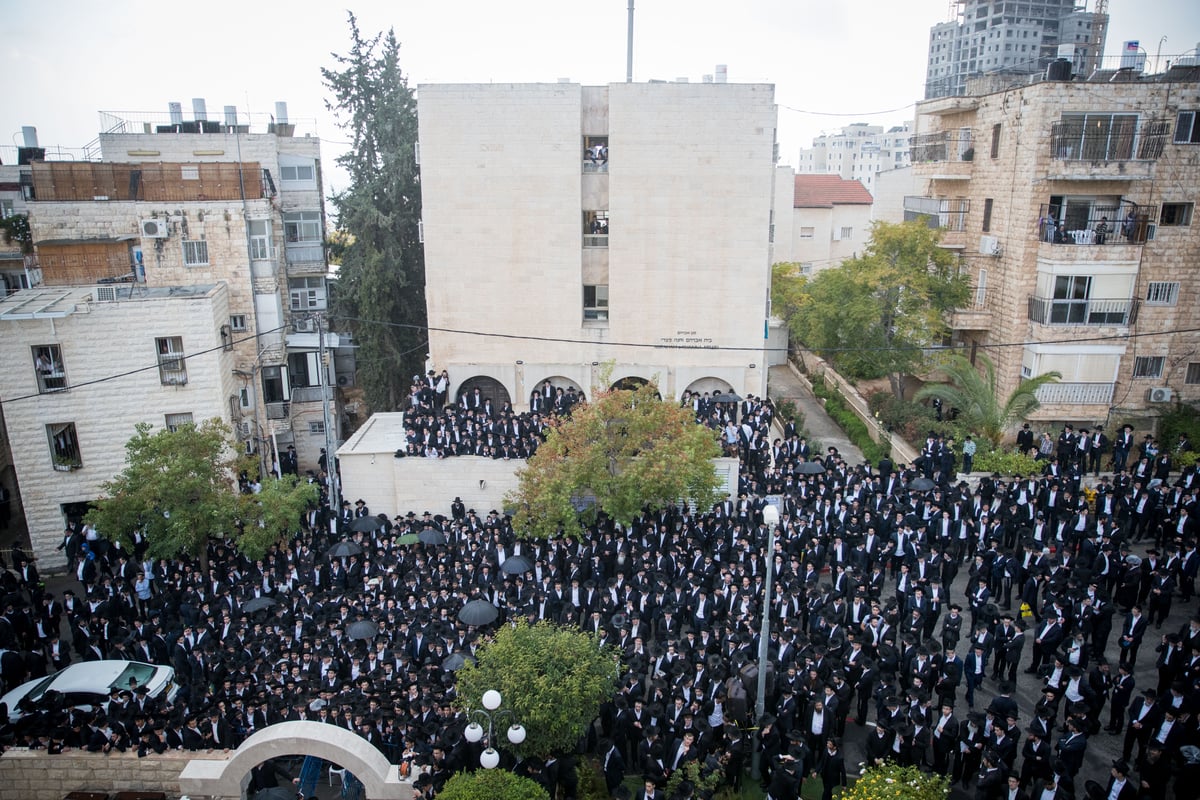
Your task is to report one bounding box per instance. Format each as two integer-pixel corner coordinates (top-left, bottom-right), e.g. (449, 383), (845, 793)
(0, 283), (218, 320)
(337, 412), (410, 457)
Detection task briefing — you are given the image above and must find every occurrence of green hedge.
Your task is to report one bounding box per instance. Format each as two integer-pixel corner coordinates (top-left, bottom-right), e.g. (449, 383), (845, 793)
(437, 769), (550, 800)
(812, 374), (889, 464)
(973, 446), (1043, 477)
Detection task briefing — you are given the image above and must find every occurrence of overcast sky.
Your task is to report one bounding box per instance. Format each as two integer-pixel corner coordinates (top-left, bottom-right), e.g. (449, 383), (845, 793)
(3, 0), (1197, 196)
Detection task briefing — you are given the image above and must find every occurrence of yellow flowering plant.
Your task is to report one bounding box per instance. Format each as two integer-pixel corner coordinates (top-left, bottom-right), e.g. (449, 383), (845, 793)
(841, 762), (950, 800)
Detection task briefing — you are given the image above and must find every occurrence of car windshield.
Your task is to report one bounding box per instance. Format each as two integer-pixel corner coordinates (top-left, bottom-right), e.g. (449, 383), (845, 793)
(112, 663), (157, 691)
(20, 674), (58, 705)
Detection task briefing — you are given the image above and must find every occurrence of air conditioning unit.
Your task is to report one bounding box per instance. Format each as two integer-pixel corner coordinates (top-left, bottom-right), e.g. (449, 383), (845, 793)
(94, 286), (118, 302)
(293, 318), (316, 333)
(140, 218), (170, 238)
(979, 235), (1002, 256)
(1148, 387), (1173, 403)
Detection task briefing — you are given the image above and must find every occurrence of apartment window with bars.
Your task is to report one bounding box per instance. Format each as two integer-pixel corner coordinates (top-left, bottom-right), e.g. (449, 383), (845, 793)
(156, 336), (187, 385)
(164, 412), (194, 432)
(182, 238), (209, 266)
(284, 211), (322, 243)
(32, 344), (68, 393)
(47, 422), (82, 470)
(309, 421), (326, 435)
(1132, 356), (1165, 379)
(1145, 281), (1179, 306)
(229, 314), (247, 332)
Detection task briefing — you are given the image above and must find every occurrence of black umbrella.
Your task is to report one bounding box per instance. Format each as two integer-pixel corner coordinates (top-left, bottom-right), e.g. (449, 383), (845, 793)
(346, 620), (379, 640)
(500, 554), (534, 575)
(794, 461), (825, 475)
(241, 596), (277, 613)
(907, 477), (936, 492)
(459, 599), (500, 626)
(418, 529), (447, 545)
(326, 540), (364, 558)
(710, 391), (742, 404)
(442, 652), (475, 672)
(349, 516), (382, 533)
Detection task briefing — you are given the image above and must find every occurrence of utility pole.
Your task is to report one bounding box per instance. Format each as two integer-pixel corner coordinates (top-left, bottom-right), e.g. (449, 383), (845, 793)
(316, 314), (340, 520)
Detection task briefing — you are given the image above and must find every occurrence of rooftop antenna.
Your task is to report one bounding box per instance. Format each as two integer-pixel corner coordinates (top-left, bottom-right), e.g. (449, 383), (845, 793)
(626, 0), (635, 82)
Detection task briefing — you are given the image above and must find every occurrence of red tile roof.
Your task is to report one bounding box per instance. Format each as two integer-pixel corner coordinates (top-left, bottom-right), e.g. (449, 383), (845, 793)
(793, 175), (874, 208)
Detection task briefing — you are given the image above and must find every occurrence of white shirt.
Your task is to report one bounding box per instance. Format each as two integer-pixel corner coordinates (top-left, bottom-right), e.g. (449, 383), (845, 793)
(1108, 778), (1128, 800)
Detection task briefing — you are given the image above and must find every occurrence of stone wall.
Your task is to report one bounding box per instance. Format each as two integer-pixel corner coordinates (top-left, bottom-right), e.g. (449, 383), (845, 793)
(0, 747), (190, 800)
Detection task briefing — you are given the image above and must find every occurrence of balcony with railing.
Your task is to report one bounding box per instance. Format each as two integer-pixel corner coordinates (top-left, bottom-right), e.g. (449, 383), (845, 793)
(1037, 201), (1149, 248)
(284, 242), (326, 276)
(266, 401), (290, 420)
(1035, 382), (1115, 406)
(904, 196), (970, 231)
(1047, 117), (1168, 180)
(950, 284), (992, 330)
(1027, 295), (1138, 326)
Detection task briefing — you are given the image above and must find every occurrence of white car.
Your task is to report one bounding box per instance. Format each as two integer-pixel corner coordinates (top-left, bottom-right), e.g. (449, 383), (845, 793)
(1, 659), (178, 722)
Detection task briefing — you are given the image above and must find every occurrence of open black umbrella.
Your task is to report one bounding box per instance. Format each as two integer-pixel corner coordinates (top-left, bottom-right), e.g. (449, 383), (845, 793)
(459, 599), (500, 626)
(349, 516), (382, 533)
(794, 461), (825, 475)
(906, 477), (936, 492)
(346, 619), (379, 640)
(710, 391), (742, 404)
(442, 652), (475, 672)
(241, 596), (277, 614)
(500, 554), (534, 575)
(326, 540), (363, 558)
(418, 529), (447, 545)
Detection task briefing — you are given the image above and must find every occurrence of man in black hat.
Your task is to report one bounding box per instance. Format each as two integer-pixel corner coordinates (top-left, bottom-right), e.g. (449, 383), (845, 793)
(1085, 759), (1136, 800)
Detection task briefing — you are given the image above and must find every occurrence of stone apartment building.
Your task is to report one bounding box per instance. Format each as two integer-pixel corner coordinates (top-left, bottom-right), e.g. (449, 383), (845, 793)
(0, 103), (347, 566)
(417, 82), (779, 408)
(895, 63), (1200, 427)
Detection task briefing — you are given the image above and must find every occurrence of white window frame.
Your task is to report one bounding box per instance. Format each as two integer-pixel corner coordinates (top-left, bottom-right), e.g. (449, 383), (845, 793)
(839, 226), (854, 240)
(182, 238), (209, 266)
(156, 336), (188, 385)
(0, 199), (14, 219)
(229, 314), (247, 332)
(583, 284), (609, 321)
(239, 387), (252, 409)
(280, 164), (316, 182)
(1132, 356), (1165, 380)
(181, 165), (200, 181)
(309, 421), (326, 435)
(164, 412), (194, 432)
(1145, 281), (1179, 306)
(1175, 111), (1200, 144)
(289, 277), (327, 311)
(799, 227), (815, 240)
(1160, 202), (1194, 227)
(283, 211), (322, 243)
(33, 344), (68, 393)
(248, 219), (273, 260)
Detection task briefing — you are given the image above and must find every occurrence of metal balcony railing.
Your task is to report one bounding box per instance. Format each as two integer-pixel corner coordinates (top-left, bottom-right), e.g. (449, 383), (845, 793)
(285, 242), (325, 265)
(910, 130), (974, 163)
(1037, 201), (1150, 245)
(1049, 118), (1170, 162)
(1027, 295), (1138, 326)
(1035, 382), (1115, 405)
(265, 402), (290, 419)
(904, 196), (970, 230)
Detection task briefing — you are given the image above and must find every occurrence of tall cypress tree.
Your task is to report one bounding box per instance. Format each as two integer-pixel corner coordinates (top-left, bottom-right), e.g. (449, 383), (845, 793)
(323, 14), (427, 411)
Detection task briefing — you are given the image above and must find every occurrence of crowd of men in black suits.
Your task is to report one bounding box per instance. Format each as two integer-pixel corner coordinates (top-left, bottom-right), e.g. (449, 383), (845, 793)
(1, 382), (1198, 800)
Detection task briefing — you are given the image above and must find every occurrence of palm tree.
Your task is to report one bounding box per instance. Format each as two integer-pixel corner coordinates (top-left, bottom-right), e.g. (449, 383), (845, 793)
(914, 354), (1060, 447)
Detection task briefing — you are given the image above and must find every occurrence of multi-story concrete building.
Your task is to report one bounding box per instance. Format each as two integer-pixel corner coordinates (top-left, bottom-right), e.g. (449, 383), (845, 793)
(0, 102), (347, 565)
(901, 61), (1200, 427)
(925, 0), (1108, 99)
(417, 82), (779, 407)
(771, 174), (874, 276)
(796, 122), (912, 195)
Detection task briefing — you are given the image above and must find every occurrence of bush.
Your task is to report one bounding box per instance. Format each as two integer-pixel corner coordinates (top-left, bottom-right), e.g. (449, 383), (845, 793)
(869, 393), (939, 443)
(1159, 406), (1200, 452)
(842, 762), (949, 800)
(1178, 450), (1199, 470)
(575, 758), (609, 800)
(973, 446), (1043, 477)
(812, 375), (889, 464)
(437, 769), (550, 800)
(664, 759), (725, 798)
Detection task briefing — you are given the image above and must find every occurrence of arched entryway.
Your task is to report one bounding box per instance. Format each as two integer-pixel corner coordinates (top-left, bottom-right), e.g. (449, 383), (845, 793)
(610, 376), (660, 398)
(455, 375), (512, 410)
(683, 377), (735, 397)
(178, 720), (409, 799)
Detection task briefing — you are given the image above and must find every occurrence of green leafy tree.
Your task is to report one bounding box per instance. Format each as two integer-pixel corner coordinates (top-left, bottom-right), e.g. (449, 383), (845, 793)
(85, 420), (316, 569)
(437, 769), (549, 800)
(506, 383), (722, 540)
(841, 762), (949, 800)
(777, 221), (971, 397)
(0, 213), (32, 254)
(456, 621), (620, 760)
(323, 14), (426, 412)
(914, 353), (1060, 446)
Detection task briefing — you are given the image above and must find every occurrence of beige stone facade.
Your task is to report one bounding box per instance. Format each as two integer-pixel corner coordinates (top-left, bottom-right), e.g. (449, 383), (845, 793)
(417, 82), (779, 408)
(907, 68), (1200, 426)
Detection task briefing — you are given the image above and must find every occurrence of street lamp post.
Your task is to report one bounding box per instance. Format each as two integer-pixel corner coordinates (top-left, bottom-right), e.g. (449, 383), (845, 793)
(462, 689), (527, 769)
(750, 502), (780, 781)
